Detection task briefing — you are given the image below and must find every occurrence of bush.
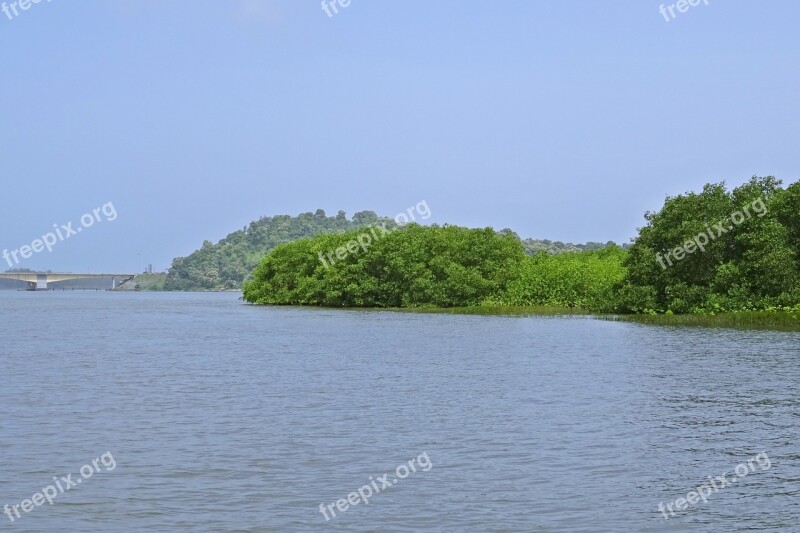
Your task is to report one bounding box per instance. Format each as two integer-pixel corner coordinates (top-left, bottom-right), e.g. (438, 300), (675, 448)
(243, 224), (526, 307)
(499, 246), (626, 312)
(620, 176), (800, 313)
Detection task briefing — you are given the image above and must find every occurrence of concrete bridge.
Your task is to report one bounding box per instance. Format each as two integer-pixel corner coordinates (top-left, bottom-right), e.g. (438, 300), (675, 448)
(0, 272), (136, 291)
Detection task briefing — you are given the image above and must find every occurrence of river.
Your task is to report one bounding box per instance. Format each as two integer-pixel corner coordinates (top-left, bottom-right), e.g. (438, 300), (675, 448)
(1, 292), (798, 531)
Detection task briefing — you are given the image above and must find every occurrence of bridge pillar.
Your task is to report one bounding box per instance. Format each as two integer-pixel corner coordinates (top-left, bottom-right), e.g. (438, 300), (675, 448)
(26, 275), (48, 290)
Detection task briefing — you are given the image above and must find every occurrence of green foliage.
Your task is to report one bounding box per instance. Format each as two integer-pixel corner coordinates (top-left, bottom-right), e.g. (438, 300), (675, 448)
(495, 228), (625, 254)
(619, 176), (800, 313)
(499, 246), (627, 312)
(165, 209), (624, 292)
(177, 176), (800, 318)
(244, 225), (527, 307)
(133, 273), (167, 291)
(608, 309), (800, 331)
(164, 209), (395, 291)
(520, 237), (625, 255)
(243, 225), (627, 311)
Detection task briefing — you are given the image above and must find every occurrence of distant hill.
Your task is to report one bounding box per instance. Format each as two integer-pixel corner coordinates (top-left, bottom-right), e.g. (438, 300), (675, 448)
(521, 237), (623, 255)
(163, 210), (624, 292)
(163, 210), (398, 291)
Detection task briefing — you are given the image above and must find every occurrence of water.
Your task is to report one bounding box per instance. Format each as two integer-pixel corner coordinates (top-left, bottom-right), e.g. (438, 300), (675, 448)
(1, 292), (798, 532)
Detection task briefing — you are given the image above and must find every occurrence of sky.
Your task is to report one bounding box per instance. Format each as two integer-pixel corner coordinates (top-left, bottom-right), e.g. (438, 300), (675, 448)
(1, 0), (798, 273)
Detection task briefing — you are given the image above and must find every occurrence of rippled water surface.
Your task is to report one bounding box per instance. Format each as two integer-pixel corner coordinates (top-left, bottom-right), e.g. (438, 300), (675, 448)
(1, 292), (799, 532)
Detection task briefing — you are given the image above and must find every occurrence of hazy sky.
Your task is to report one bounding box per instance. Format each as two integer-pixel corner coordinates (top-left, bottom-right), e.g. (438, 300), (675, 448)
(1, 0), (798, 273)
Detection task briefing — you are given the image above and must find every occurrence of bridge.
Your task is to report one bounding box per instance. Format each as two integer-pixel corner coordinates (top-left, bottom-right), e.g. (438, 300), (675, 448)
(0, 272), (136, 291)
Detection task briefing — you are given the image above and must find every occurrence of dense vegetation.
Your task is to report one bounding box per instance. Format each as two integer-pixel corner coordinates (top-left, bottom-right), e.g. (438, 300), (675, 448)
(243, 176), (799, 318)
(617, 176), (800, 314)
(164, 210), (395, 290)
(497, 246), (626, 312)
(133, 273), (167, 291)
(520, 238), (622, 255)
(165, 211), (615, 291)
(243, 224), (625, 309)
(243, 225), (526, 307)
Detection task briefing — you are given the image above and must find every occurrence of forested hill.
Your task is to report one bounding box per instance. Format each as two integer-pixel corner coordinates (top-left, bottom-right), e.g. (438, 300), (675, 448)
(520, 237), (620, 255)
(164, 209), (396, 290)
(164, 209), (619, 291)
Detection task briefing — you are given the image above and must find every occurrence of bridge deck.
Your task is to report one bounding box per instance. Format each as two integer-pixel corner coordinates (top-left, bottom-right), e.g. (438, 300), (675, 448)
(0, 273), (136, 290)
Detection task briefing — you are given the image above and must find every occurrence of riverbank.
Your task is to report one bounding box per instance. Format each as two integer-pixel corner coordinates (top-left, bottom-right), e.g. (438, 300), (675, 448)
(387, 306), (800, 331)
(389, 305), (584, 316)
(605, 310), (800, 331)
(131, 273), (167, 291)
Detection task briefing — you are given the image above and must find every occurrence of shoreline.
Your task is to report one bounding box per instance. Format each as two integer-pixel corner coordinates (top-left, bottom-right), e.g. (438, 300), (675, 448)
(242, 302), (800, 331)
(602, 311), (800, 332)
(360, 306), (800, 331)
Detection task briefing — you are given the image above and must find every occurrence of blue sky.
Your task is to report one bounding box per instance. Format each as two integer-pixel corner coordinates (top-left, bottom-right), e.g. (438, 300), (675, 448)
(1, 0), (798, 273)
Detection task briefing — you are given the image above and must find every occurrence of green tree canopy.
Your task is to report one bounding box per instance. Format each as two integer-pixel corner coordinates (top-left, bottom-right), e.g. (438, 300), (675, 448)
(619, 176), (800, 313)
